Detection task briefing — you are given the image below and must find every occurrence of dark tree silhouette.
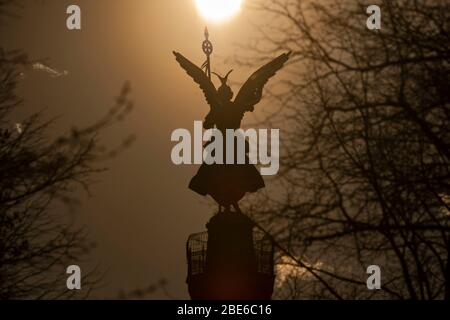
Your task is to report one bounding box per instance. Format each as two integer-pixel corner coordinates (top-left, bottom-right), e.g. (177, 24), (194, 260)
(238, 0), (450, 299)
(0, 1), (134, 299)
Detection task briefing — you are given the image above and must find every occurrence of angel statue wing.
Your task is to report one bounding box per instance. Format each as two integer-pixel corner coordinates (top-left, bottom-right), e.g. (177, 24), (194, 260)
(173, 51), (220, 128)
(234, 52), (291, 114)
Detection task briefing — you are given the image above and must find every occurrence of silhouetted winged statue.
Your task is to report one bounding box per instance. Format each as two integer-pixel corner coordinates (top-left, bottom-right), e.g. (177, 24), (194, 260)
(174, 51), (291, 213)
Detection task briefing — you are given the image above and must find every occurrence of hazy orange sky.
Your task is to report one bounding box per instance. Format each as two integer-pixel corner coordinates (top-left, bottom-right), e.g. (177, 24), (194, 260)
(1, 0), (278, 299)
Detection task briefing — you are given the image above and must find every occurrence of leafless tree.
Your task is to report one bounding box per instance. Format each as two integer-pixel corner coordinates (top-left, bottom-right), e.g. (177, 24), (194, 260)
(239, 0), (450, 299)
(0, 0), (134, 299)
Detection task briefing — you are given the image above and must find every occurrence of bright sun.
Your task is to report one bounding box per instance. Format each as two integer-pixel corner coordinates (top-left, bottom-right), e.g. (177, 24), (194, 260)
(195, 0), (242, 22)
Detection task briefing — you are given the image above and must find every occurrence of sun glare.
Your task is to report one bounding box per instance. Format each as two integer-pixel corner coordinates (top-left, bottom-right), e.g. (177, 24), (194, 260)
(195, 0), (242, 22)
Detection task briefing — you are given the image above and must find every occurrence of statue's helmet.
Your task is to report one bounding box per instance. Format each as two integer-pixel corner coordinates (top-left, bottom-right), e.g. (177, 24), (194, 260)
(213, 70), (234, 101)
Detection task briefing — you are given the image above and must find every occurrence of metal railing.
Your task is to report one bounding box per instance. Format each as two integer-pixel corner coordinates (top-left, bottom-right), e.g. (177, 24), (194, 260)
(186, 229), (274, 277)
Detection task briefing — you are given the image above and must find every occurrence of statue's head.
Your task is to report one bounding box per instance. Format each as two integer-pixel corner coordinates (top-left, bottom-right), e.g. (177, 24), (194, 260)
(213, 70), (234, 102)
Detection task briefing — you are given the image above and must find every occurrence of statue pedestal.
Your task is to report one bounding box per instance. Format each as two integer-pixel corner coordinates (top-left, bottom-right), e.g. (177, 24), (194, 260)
(187, 212), (275, 300)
